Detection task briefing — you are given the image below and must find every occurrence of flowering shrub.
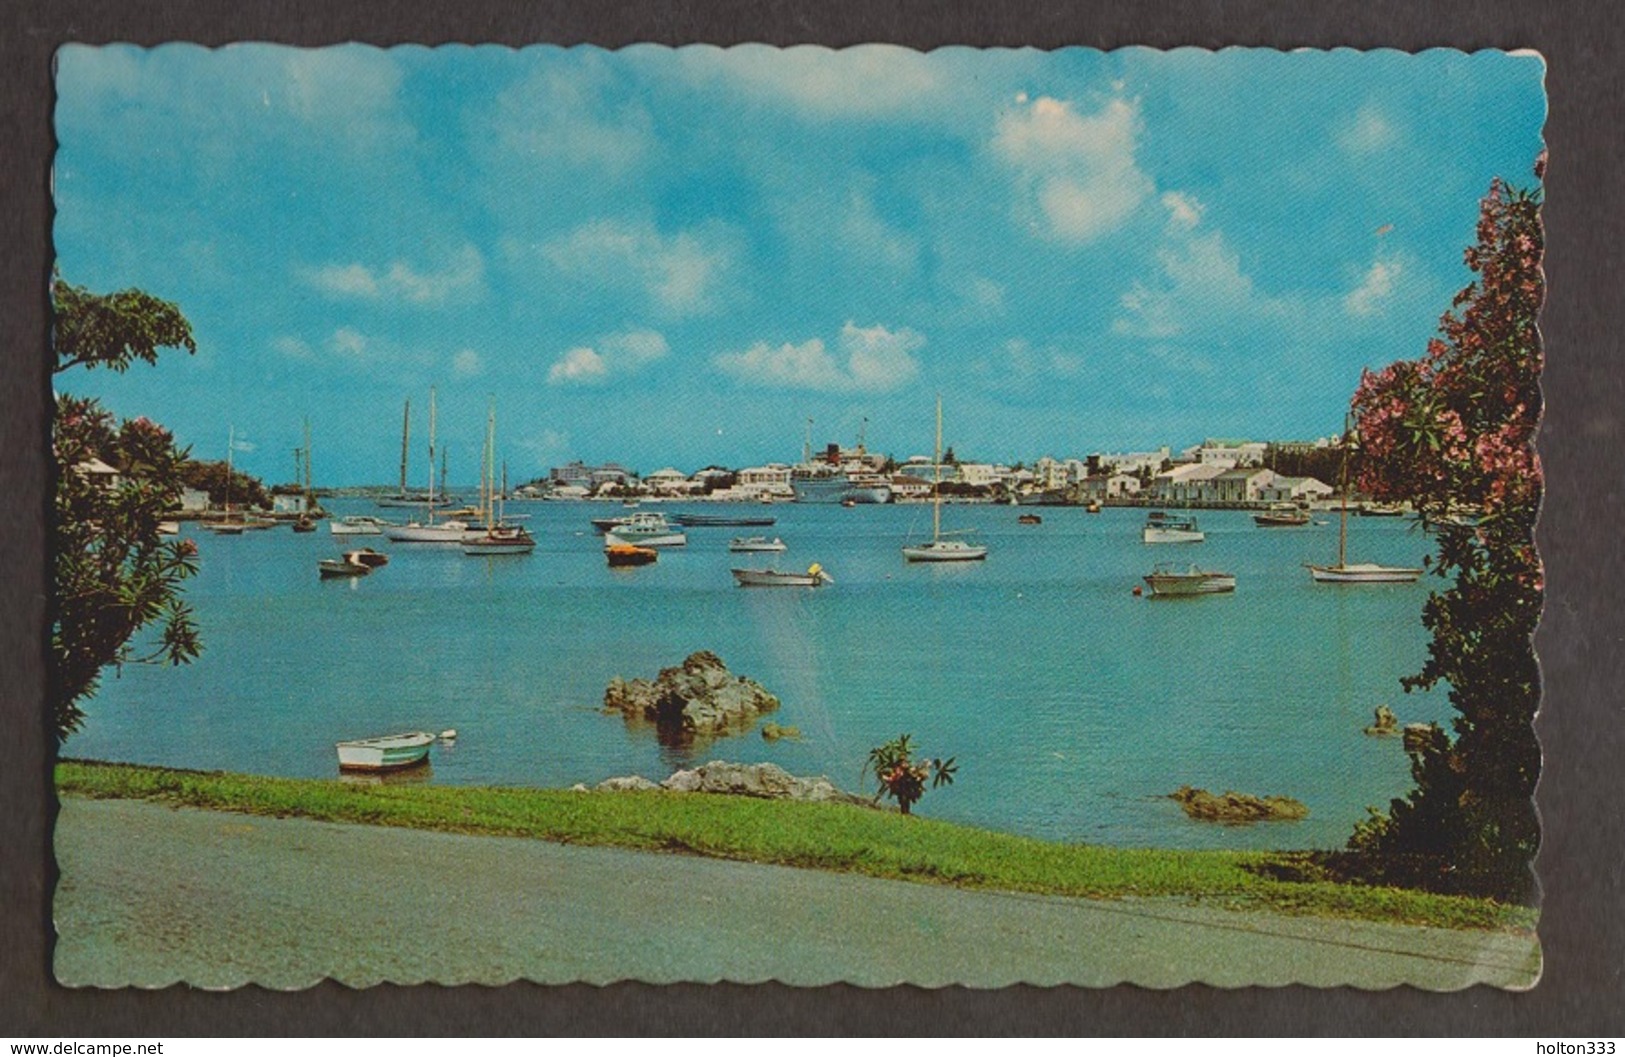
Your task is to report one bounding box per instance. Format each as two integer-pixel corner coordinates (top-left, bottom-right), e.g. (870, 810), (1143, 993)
(864, 734), (957, 815)
(51, 278), (201, 740)
(1343, 165), (1544, 901)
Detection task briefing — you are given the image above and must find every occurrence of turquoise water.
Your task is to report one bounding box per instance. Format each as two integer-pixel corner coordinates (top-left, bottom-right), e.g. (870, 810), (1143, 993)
(68, 499), (1449, 851)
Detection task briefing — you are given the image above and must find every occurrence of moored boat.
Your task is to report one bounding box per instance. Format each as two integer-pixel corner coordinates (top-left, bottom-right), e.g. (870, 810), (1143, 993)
(902, 397), (987, 563)
(731, 563), (832, 587)
(343, 547), (389, 568)
(673, 513), (777, 527)
(330, 515), (390, 536)
(605, 542), (658, 567)
(1141, 511), (1205, 544)
(335, 731), (435, 772)
(1308, 419), (1426, 584)
(158, 520), (181, 535)
(318, 556), (370, 578)
(603, 512), (686, 547)
(729, 536), (787, 552)
(1143, 563), (1236, 596)
(1253, 503), (1312, 527)
(1017, 513), (1043, 525)
(462, 525), (536, 555)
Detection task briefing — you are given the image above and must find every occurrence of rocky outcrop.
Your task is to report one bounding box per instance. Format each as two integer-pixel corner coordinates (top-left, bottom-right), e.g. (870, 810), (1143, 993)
(1170, 785), (1309, 825)
(588, 761), (865, 805)
(1364, 705), (1400, 736)
(603, 651), (779, 738)
(760, 722), (801, 741)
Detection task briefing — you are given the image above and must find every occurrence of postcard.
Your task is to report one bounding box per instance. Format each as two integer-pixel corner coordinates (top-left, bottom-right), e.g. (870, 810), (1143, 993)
(48, 42), (1545, 990)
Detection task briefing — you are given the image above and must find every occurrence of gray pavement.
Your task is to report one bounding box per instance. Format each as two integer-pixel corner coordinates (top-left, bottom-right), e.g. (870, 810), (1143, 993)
(52, 796), (1541, 990)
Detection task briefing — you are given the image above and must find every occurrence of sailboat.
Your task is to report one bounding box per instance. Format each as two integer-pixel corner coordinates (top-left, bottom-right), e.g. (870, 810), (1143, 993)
(462, 402), (535, 555)
(1307, 419), (1423, 584)
(384, 388), (468, 542)
(902, 396), (987, 563)
(205, 426), (247, 534)
(377, 398), (452, 509)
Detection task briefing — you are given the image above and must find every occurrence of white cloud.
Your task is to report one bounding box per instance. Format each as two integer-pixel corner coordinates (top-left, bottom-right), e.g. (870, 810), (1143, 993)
(1337, 104), (1398, 155)
(1161, 191), (1203, 230)
(1344, 258), (1404, 316)
(331, 326), (370, 359)
(715, 322), (923, 392)
(1114, 207), (1282, 342)
(673, 44), (944, 119)
(547, 328), (669, 387)
(484, 59), (653, 179)
(544, 220), (735, 316)
(993, 96), (1153, 244)
(271, 335), (313, 359)
(302, 245), (485, 306)
(452, 348), (484, 377)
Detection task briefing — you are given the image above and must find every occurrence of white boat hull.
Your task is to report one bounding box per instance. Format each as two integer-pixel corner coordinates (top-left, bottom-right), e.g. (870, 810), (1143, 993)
(729, 537), (787, 552)
(383, 521), (468, 543)
(1308, 563), (1424, 583)
(731, 568), (829, 587)
(330, 517), (387, 536)
(335, 731), (435, 771)
(1142, 527), (1205, 544)
(1144, 572), (1236, 596)
(790, 476), (893, 504)
(604, 529), (686, 547)
(902, 540), (988, 562)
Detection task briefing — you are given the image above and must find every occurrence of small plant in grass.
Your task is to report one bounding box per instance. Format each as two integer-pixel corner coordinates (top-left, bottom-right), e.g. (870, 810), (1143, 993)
(864, 734), (956, 816)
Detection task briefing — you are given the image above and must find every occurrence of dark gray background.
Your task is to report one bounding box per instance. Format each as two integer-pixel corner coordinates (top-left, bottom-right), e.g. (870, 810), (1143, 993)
(3, 0), (1620, 1036)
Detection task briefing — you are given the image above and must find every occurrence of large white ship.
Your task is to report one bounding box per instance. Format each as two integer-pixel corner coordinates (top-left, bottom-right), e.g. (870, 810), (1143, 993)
(790, 439), (892, 504)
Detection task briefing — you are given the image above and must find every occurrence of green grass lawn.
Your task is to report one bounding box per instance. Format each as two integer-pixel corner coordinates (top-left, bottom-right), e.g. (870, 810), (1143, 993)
(56, 759), (1535, 933)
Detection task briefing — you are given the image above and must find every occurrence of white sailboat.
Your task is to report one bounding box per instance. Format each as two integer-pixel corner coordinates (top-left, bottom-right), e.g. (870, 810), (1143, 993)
(1308, 420), (1423, 584)
(384, 388), (468, 542)
(205, 425), (247, 534)
(902, 396), (987, 563)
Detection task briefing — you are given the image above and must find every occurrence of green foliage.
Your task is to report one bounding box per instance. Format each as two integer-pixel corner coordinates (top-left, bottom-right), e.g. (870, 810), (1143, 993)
(180, 459), (271, 509)
(864, 733), (957, 815)
(52, 278), (200, 740)
(56, 760), (1535, 931)
(1343, 167), (1544, 902)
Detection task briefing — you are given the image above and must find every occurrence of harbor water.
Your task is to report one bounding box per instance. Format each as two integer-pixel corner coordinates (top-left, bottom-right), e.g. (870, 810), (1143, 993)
(67, 500), (1449, 851)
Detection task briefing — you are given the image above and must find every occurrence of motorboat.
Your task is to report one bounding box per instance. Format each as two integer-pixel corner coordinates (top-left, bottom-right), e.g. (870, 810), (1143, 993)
(343, 547), (389, 568)
(605, 542), (658, 567)
(330, 515), (390, 536)
(1017, 514), (1043, 525)
(729, 536), (787, 552)
(291, 516), (316, 533)
(1143, 563), (1236, 596)
(1253, 503), (1311, 527)
(335, 731), (435, 772)
(603, 512), (686, 547)
(732, 563), (833, 587)
(1141, 511), (1204, 544)
(318, 556), (370, 578)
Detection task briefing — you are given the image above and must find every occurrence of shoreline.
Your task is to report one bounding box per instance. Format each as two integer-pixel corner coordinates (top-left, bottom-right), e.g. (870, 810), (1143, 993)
(55, 759), (1535, 934)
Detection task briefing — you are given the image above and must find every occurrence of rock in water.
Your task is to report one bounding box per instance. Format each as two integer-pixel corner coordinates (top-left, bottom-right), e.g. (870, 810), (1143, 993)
(1170, 785), (1309, 824)
(761, 722), (802, 741)
(602, 650), (780, 738)
(1364, 704), (1400, 736)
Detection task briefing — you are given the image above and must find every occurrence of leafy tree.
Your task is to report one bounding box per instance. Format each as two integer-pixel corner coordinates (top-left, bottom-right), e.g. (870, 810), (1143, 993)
(51, 277), (201, 740)
(1341, 167), (1544, 902)
(180, 459), (270, 509)
(864, 734), (957, 815)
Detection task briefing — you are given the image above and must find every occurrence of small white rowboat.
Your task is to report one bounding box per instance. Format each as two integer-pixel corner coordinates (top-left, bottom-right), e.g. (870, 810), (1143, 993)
(335, 731), (436, 772)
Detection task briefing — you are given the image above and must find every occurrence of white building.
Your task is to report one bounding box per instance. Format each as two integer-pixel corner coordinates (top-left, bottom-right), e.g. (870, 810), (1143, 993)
(1152, 463), (1227, 502)
(1196, 440), (1268, 468)
(890, 474), (932, 500)
(956, 463), (1002, 488)
(1032, 457), (1071, 490)
(1258, 476), (1335, 503)
(1078, 473), (1142, 500)
(1202, 467), (1276, 504)
(74, 457), (121, 490)
(643, 467), (691, 495)
(177, 487), (210, 513)
(1096, 447), (1171, 476)
(733, 464), (794, 499)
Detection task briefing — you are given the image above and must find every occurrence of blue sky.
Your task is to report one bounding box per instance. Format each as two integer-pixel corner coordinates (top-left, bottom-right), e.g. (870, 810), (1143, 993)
(53, 45), (1545, 485)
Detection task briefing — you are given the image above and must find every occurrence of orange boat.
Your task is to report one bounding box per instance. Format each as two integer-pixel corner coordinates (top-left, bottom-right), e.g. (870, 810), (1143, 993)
(605, 542), (657, 567)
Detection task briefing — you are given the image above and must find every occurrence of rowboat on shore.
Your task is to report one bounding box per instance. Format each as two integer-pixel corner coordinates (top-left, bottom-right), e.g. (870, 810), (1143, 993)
(335, 731), (435, 772)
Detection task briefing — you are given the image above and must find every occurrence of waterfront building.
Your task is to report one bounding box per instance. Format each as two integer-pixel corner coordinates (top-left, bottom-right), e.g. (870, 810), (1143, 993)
(1093, 447), (1171, 476)
(1203, 467), (1277, 504)
(1257, 475), (1335, 503)
(643, 467), (692, 495)
(1151, 462), (1226, 502)
(956, 463), (1003, 488)
(890, 474), (932, 500)
(1078, 473), (1142, 500)
(1196, 440), (1268, 468)
(177, 487), (210, 513)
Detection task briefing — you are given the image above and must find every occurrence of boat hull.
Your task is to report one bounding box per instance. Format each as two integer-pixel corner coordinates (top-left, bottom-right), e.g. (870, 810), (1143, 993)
(382, 521), (468, 543)
(335, 732), (434, 771)
(318, 559), (369, 578)
(1141, 528), (1205, 544)
(673, 514), (778, 527)
(1144, 572), (1236, 596)
(790, 476), (893, 504)
(1308, 563), (1424, 583)
(729, 537), (787, 552)
(604, 529), (686, 547)
(731, 568), (828, 586)
(606, 544), (658, 567)
(1252, 514), (1311, 527)
(330, 517), (387, 535)
(902, 541), (988, 562)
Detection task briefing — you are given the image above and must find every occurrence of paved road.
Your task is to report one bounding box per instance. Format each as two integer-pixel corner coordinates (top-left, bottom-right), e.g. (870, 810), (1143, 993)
(53, 797), (1540, 990)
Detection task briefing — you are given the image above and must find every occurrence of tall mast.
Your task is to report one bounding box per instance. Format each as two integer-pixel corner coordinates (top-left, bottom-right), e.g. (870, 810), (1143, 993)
(1338, 415), (1351, 567)
(426, 387), (437, 517)
(485, 399), (496, 526)
(225, 425), (234, 513)
(399, 399), (411, 497)
(932, 395), (943, 543)
(303, 417), (314, 510)
(803, 417), (813, 464)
